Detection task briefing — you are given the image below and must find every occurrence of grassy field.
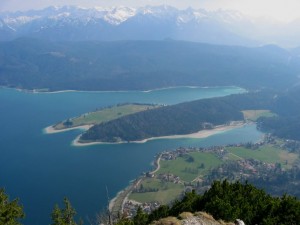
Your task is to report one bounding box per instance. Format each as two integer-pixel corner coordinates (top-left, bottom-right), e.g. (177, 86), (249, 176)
(128, 152), (222, 204)
(157, 152), (222, 182)
(226, 145), (298, 169)
(129, 178), (184, 204)
(54, 104), (159, 130)
(242, 110), (276, 121)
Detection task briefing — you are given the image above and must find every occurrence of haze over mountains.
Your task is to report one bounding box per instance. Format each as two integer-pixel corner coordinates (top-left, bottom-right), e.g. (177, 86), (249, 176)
(1, 5), (300, 47)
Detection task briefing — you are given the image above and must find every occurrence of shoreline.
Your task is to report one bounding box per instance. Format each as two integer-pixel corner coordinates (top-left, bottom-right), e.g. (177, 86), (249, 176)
(72, 122), (247, 147)
(109, 153), (162, 215)
(43, 125), (92, 134)
(1, 85), (245, 95)
(109, 178), (143, 217)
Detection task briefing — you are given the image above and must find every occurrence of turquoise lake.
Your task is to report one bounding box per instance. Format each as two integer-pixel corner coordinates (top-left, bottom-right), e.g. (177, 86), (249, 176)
(0, 86), (263, 224)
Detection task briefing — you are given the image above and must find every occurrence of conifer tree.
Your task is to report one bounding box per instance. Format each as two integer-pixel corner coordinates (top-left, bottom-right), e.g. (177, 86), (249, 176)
(0, 188), (24, 225)
(133, 207), (148, 225)
(51, 197), (82, 225)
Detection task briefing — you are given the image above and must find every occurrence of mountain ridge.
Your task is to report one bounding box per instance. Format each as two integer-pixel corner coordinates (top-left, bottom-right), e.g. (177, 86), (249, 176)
(0, 5), (263, 46)
(1, 38), (299, 91)
(2, 5), (300, 47)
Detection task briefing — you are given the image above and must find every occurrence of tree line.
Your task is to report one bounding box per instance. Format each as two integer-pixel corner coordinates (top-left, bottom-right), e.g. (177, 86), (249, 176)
(2, 180), (300, 225)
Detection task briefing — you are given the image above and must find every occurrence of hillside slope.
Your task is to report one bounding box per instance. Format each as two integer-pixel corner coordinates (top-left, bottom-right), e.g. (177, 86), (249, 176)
(0, 39), (299, 91)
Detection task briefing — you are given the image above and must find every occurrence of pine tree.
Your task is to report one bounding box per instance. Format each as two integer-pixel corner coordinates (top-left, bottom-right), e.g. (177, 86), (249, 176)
(0, 188), (24, 225)
(51, 197), (80, 225)
(133, 207), (148, 225)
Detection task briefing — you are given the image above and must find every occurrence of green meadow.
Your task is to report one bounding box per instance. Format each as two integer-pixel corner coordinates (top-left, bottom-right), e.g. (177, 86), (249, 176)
(129, 178), (184, 204)
(242, 110), (276, 121)
(157, 152), (222, 182)
(54, 103), (159, 130)
(226, 145), (298, 169)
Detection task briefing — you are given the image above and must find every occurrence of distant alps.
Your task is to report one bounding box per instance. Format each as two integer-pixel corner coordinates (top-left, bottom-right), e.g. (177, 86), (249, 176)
(1, 5), (300, 47)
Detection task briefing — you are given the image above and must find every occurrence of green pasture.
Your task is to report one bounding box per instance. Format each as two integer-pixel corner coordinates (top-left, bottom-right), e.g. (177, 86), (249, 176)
(129, 178), (184, 204)
(156, 152), (222, 182)
(54, 104), (158, 129)
(226, 145), (298, 169)
(242, 110), (276, 121)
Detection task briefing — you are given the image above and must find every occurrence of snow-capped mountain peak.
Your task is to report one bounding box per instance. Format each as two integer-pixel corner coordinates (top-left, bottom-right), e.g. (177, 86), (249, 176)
(176, 8), (208, 24)
(0, 5), (247, 27)
(103, 7), (136, 25)
(1, 5), (300, 47)
(3, 15), (41, 26)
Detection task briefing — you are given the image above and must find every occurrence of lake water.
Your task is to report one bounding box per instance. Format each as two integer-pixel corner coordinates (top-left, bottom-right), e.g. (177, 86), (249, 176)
(0, 86), (263, 224)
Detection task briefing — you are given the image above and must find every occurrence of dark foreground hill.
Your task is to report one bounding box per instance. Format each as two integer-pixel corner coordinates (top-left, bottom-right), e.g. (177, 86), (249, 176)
(0, 38), (299, 91)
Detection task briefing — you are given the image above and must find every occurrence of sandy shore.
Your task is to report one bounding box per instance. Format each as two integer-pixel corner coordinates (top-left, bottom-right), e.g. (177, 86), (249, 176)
(132, 122), (245, 143)
(72, 122), (246, 147)
(43, 125), (92, 134)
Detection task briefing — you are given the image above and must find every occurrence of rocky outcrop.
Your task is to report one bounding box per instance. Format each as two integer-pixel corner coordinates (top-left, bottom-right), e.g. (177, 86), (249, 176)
(234, 219), (245, 225)
(151, 212), (244, 225)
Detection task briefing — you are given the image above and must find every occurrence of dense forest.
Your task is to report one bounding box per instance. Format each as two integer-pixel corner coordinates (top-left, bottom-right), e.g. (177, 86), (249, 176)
(80, 91), (275, 142)
(0, 38), (299, 91)
(258, 86), (300, 140)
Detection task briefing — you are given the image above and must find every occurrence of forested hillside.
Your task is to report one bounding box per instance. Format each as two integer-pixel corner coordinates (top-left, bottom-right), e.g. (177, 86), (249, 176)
(80, 91), (275, 142)
(0, 38), (299, 91)
(258, 86), (300, 140)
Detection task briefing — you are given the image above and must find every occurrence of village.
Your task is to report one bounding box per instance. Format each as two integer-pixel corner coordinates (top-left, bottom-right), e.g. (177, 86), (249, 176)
(113, 133), (300, 219)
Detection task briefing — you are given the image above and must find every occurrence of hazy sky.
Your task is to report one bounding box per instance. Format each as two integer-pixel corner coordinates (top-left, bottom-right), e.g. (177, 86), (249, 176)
(1, 0), (300, 22)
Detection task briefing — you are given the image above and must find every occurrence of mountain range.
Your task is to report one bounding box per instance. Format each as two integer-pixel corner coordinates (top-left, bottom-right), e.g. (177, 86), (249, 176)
(1, 5), (300, 47)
